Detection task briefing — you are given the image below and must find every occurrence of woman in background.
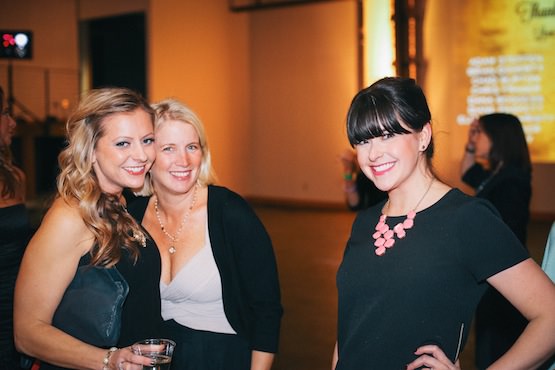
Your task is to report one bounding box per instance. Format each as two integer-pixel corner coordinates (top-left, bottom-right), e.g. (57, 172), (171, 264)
(461, 113), (532, 369)
(14, 87), (163, 370)
(0, 85), (31, 370)
(339, 148), (387, 211)
(131, 98), (283, 370)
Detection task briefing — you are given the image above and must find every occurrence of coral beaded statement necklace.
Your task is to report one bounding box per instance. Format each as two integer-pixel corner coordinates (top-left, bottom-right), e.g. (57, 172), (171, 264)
(372, 180), (434, 256)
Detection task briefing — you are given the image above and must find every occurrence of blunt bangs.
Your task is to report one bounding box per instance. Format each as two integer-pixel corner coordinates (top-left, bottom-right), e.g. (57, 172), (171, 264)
(347, 93), (411, 146)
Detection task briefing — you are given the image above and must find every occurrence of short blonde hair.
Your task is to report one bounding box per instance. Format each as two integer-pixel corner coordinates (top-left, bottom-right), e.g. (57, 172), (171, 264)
(137, 98), (217, 196)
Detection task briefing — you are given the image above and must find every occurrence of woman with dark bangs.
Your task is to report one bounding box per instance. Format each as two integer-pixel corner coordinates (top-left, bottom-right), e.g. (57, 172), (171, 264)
(332, 77), (555, 370)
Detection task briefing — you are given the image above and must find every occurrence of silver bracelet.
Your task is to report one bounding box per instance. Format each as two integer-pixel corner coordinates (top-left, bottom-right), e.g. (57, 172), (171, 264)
(102, 347), (118, 370)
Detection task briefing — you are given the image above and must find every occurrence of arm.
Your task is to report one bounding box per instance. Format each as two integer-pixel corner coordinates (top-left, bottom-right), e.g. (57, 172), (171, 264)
(344, 181), (360, 209)
(405, 259), (555, 370)
(486, 259), (555, 369)
(460, 119), (479, 177)
(339, 149), (360, 209)
(251, 350), (274, 370)
(14, 198), (152, 370)
(332, 341), (338, 369)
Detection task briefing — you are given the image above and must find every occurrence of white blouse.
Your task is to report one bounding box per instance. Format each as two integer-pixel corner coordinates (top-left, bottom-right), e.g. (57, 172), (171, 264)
(160, 222), (236, 334)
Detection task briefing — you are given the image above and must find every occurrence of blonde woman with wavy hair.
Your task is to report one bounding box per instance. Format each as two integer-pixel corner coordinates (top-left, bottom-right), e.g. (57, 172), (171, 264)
(14, 87), (166, 370)
(131, 98), (282, 370)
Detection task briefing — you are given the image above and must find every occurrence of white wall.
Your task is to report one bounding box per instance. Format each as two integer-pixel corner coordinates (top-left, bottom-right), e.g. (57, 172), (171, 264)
(2, 0), (553, 215)
(423, 0), (555, 218)
(149, 0), (358, 202)
(248, 1), (358, 202)
(149, 0), (251, 192)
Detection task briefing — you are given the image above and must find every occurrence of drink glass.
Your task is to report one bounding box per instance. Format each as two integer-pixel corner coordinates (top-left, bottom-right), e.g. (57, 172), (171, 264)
(132, 338), (175, 370)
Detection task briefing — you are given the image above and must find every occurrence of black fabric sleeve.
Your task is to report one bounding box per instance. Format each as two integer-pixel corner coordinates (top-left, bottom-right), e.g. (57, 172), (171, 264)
(213, 187), (283, 353)
(453, 198), (529, 283)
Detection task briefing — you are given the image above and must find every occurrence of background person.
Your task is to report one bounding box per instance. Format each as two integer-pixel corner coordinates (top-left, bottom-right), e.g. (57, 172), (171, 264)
(461, 113), (532, 369)
(0, 85), (32, 370)
(461, 114), (531, 243)
(339, 148), (387, 211)
(14, 87), (164, 370)
(332, 77), (555, 370)
(131, 98), (283, 370)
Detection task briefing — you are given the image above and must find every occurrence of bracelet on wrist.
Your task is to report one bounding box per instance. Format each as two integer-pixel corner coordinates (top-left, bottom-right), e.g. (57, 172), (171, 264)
(465, 145), (475, 154)
(102, 347), (118, 370)
(343, 172), (353, 181)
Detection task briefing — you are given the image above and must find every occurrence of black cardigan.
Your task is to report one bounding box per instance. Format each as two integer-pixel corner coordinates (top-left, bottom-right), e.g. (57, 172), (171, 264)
(130, 185), (283, 353)
(207, 185), (283, 353)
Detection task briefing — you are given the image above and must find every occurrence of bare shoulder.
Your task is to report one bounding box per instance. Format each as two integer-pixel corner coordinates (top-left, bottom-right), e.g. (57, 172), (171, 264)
(422, 180), (452, 209)
(434, 181), (452, 194)
(47, 196), (82, 217)
(29, 197), (94, 257)
(15, 197), (96, 329)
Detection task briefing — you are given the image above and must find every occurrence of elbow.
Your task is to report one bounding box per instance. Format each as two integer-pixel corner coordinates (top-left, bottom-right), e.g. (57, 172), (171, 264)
(13, 318), (37, 357)
(14, 328), (28, 354)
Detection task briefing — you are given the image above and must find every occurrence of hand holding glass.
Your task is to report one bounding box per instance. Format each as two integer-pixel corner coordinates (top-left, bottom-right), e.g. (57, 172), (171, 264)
(132, 338), (175, 370)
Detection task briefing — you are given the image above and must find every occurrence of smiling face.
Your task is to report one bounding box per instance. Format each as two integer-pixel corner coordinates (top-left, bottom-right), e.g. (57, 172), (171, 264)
(151, 119), (202, 196)
(355, 123), (431, 193)
(92, 108), (155, 194)
(347, 79), (434, 194)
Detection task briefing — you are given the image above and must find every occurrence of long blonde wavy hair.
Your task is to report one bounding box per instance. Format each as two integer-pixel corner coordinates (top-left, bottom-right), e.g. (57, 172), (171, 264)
(57, 87), (154, 267)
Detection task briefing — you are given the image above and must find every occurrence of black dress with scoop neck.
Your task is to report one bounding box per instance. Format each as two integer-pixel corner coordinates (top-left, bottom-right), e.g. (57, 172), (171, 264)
(39, 198), (166, 370)
(0, 203), (32, 370)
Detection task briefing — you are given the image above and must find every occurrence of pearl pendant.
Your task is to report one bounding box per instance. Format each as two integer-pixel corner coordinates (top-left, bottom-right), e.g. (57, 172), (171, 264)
(169, 246), (176, 254)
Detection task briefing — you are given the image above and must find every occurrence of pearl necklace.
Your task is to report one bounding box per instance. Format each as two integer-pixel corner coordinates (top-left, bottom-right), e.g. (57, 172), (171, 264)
(154, 185), (198, 254)
(372, 180), (434, 256)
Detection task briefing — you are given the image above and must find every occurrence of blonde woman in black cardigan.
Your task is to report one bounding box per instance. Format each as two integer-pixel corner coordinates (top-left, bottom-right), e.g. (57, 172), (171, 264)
(133, 98), (283, 370)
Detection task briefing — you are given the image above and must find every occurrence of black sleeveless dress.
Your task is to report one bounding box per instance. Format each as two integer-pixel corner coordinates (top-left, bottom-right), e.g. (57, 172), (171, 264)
(117, 201), (166, 347)
(0, 204), (32, 370)
(40, 201), (165, 370)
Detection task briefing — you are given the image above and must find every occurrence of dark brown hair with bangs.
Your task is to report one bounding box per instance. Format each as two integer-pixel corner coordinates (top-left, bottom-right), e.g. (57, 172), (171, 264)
(346, 77), (434, 161)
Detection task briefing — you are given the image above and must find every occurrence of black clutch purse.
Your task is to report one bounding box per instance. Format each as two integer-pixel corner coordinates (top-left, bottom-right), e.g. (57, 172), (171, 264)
(52, 265), (129, 347)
